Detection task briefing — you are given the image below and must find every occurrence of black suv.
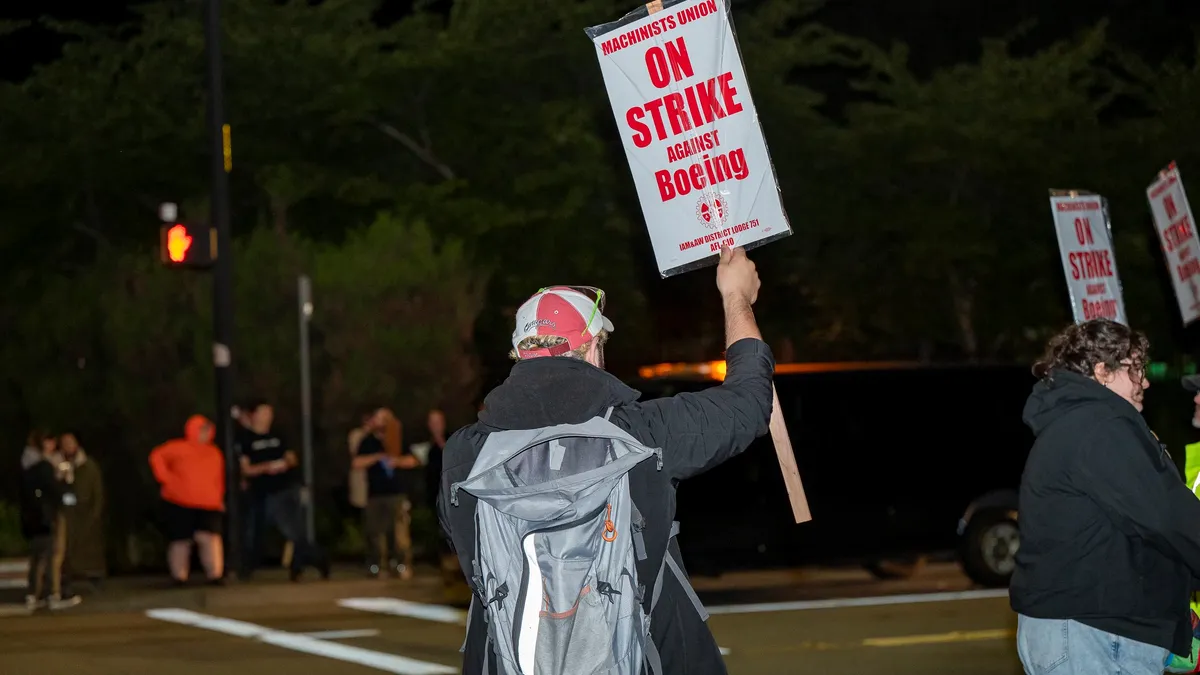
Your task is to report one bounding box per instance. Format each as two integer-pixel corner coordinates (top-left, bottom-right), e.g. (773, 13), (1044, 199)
(629, 360), (1036, 587)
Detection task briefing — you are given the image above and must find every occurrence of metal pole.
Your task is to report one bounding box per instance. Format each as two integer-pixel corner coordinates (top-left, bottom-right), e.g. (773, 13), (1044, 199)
(205, 0), (238, 575)
(298, 275), (315, 542)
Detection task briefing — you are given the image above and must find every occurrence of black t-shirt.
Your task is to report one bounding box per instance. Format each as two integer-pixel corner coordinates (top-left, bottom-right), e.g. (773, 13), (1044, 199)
(355, 435), (408, 497)
(237, 427), (297, 494)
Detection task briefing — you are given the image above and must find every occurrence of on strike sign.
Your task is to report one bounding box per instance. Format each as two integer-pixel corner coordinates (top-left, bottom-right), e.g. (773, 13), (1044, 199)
(586, 0), (791, 277)
(1048, 192), (1127, 325)
(1146, 162), (1200, 325)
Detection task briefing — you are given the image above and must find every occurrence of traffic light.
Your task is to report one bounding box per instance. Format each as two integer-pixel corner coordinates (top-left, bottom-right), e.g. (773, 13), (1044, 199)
(160, 222), (217, 268)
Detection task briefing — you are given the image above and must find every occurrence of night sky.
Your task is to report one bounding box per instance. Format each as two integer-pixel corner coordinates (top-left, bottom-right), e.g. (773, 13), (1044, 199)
(3, 0), (1197, 84)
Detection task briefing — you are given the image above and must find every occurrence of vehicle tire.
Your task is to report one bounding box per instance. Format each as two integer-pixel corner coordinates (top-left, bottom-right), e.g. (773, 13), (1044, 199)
(959, 509), (1019, 588)
(864, 554), (927, 581)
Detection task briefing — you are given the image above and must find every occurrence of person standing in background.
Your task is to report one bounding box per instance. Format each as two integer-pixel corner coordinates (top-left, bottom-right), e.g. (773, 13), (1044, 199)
(149, 415), (226, 585)
(237, 400), (330, 582)
(58, 432), (106, 589)
(352, 409), (418, 579)
(419, 409), (459, 588)
(347, 411), (372, 512)
(20, 431), (81, 610)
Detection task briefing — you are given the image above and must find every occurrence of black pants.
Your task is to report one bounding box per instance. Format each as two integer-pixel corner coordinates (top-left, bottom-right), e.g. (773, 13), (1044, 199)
(241, 487), (326, 578)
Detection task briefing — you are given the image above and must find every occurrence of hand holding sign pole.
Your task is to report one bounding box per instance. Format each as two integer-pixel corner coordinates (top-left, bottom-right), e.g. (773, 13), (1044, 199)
(587, 0), (811, 523)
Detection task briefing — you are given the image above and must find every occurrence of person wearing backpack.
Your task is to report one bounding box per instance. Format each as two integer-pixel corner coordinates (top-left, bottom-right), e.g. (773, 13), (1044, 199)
(438, 246), (773, 675)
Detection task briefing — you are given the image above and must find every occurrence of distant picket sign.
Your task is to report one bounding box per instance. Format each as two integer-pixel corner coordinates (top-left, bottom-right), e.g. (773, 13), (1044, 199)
(1048, 191), (1127, 325)
(1146, 162), (1200, 325)
(586, 0), (791, 277)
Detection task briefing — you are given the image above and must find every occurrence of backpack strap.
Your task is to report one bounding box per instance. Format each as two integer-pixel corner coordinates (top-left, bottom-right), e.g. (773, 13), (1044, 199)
(648, 523), (708, 619)
(604, 406), (615, 420)
(643, 520), (710, 675)
(631, 502), (648, 562)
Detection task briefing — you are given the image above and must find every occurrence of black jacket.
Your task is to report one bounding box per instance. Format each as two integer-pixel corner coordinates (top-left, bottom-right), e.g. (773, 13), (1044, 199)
(20, 453), (63, 540)
(437, 337), (775, 675)
(1010, 369), (1200, 655)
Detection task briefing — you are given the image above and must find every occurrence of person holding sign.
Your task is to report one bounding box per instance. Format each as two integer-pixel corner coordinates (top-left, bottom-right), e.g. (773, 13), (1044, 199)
(438, 247), (772, 675)
(1011, 319), (1200, 674)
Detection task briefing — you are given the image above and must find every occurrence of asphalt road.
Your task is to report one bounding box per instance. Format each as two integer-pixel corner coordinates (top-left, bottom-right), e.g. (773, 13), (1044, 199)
(0, 568), (1023, 675)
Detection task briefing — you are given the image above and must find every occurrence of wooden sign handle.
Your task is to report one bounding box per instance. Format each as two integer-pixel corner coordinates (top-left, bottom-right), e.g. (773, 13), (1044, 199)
(769, 383), (812, 523)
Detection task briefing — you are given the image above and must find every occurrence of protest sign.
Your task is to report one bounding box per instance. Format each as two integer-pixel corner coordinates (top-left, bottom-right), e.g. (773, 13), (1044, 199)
(587, 0), (810, 524)
(1146, 162), (1200, 325)
(586, 0), (792, 279)
(1048, 191), (1127, 325)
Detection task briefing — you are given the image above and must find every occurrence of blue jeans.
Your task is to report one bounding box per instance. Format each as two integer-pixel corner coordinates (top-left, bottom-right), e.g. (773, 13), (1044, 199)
(1017, 615), (1168, 675)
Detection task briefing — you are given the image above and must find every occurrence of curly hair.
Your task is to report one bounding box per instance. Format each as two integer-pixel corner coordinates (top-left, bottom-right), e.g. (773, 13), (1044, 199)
(509, 330), (609, 362)
(1033, 318), (1149, 383)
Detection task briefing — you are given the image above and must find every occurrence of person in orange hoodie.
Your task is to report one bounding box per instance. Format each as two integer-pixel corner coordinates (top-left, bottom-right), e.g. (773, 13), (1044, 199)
(149, 415), (226, 585)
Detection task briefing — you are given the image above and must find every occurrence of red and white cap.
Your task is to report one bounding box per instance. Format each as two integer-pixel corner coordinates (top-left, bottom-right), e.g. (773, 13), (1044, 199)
(512, 286), (614, 359)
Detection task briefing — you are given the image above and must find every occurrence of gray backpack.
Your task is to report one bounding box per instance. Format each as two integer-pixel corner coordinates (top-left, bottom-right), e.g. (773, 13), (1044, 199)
(449, 409), (706, 675)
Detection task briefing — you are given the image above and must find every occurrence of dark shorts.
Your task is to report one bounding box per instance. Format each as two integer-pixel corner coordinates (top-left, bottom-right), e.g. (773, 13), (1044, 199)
(163, 501), (224, 542)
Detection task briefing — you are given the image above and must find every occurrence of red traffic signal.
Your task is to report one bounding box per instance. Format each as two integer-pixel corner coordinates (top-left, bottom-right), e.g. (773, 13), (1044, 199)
(160, 222), (216, 268)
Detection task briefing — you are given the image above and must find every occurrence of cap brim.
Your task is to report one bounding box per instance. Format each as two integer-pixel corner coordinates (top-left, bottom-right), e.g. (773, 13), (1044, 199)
(602, 315), (615, 333)
(1182, 375), (1200, 392)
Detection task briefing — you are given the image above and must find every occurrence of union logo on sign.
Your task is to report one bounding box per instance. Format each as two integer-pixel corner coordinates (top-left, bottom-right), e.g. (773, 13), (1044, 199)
(696, 193), (729, 230)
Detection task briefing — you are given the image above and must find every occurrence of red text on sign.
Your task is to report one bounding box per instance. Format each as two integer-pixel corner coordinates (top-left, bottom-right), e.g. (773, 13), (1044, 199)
(645, 38), (694, 88)
(1178, 258), (1200, 283)
(1074, 217), (1094, 245)
(627, 72), (743, 148)
(1162, 215), (1194, 253)
(1082, 299), (1120, 321)
(679, 219), (761, 252)
(600, 16), (678, 56)
(1068, 250), (1114, 280)
(656, 147), (749, 202)
(667, 130), (720, 163)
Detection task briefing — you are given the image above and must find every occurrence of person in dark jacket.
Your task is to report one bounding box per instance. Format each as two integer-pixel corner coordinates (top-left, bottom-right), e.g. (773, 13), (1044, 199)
(19, 431), (82, 610)
(1011, 318), (1200, 674)
(437, 246), (773, 675)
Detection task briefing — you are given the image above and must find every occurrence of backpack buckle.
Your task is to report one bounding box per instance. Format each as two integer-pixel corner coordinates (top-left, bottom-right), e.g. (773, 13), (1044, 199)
(596, 581), (621, 603)
(487, 582), (509, 609)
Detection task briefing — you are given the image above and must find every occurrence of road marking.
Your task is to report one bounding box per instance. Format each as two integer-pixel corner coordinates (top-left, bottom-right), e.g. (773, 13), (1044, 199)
(706, 588), (1009, 615)
(338, 598), (467, 625)
(862, 628), (1014, 647)
(0, 561), (29, 574)
(300, 629), (382, 640)
(719, 647), (731, 655)
(146, 608), (455, 675)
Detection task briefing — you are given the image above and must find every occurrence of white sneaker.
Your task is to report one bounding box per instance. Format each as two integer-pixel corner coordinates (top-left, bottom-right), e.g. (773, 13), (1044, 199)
(24, 595), (40, 611)
(47, 594), (81, 611)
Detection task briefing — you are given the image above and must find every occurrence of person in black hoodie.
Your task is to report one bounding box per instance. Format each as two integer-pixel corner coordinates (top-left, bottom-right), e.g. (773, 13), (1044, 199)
(437, 247), (773, 675)
(1011, 318), (1200, 674)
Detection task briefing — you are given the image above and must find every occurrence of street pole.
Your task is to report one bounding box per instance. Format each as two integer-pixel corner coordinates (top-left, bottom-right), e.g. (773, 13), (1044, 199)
(205, 0), (238, 575)
(298, 275), (315, 543)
